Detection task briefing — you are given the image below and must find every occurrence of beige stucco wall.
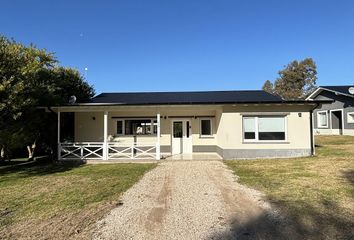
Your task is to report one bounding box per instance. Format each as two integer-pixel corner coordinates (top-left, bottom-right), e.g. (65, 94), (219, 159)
(75, 112), (104, 142)
(217, 105), (312, 150)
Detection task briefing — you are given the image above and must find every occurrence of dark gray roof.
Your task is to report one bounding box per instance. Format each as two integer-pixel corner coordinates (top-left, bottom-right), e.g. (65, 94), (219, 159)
(81, 90), (284, 105)
(320, 85), (354, 95)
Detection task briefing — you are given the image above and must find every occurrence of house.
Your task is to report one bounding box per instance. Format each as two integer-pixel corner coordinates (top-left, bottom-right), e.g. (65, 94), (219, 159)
(306, 85), (354, 136)
(52, 90), (327, 161)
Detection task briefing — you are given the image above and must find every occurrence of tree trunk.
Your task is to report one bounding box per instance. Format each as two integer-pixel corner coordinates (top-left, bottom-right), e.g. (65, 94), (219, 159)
(0, 146), (4, 162)
(27, 141), (36, 161)
(0, 145), (10, 162)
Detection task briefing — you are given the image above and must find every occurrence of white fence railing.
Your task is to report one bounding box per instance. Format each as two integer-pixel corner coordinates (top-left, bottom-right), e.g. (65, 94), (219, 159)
(59, 142), (158, 160)
(60, 142), (104, 160)
(108, 143), (157, 160)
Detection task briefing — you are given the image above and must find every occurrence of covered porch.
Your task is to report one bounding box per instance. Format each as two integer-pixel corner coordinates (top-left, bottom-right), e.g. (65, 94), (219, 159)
(55, 105), (219, 161)
(57, 111), (162, 160)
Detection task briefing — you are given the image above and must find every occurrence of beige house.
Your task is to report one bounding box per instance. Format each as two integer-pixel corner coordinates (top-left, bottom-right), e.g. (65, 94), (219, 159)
(53, 90), (326, 160)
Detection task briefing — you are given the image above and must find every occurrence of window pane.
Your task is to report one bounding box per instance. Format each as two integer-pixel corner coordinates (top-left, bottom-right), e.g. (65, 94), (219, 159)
(259, 132), (285, 140)
(244, 132), (255, 139)
(318, 112), (327, 127)
(243, 117), (255, 132)
(243, 117), (255, 139)
(258, 117), (285, 140)
(259, 117), (285, 132)
(153, 120), (158, 134)
(124, 119), (153, 135)
(201, 119), (211, 135)
(348, 113), (354, 123)
(173, 122), (183, 138)
(116, 121), (123, 134)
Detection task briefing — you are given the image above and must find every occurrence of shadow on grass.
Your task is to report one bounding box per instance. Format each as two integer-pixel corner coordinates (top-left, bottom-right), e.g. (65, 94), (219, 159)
(0, 157), (84, 178)
(209, 200), (354, 240)
(343, 169), (354, 185)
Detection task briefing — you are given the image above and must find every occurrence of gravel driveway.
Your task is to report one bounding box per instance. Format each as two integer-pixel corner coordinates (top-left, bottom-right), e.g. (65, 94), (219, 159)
(93, 161), (293, 240)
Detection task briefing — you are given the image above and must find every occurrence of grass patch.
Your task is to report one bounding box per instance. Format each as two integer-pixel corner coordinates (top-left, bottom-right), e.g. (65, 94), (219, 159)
(226, 135), (354, 239)
(0, 159), (156, 239)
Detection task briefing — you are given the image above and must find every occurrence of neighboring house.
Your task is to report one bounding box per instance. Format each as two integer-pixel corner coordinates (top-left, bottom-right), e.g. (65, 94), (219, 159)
(51, 90), (326, 161)
(306, 85), (354, 136)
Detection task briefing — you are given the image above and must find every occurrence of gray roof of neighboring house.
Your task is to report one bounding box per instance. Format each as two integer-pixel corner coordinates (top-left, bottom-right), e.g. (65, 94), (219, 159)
(320, 85), (354, 95)
(307, 85), (354, 100)
(80, 90), (285, 105)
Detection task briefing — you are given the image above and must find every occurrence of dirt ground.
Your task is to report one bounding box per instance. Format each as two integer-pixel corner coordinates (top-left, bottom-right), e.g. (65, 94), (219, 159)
(93, 161), (294, 240)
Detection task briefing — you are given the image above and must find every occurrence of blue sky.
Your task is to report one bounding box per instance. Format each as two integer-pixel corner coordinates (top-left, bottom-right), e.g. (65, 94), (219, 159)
(1, 0), (354, 94)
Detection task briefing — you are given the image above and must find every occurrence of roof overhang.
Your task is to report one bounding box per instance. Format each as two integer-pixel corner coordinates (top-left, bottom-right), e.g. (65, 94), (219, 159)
(41, 100), (332, 112)
(306, 87), (354, 100)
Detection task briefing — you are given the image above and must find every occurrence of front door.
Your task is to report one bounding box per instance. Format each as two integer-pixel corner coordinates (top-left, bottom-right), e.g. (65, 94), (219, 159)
(172, 119), (192, 154)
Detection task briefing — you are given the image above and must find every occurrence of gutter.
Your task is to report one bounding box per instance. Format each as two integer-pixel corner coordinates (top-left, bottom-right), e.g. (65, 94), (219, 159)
(45, 100), (333, 108)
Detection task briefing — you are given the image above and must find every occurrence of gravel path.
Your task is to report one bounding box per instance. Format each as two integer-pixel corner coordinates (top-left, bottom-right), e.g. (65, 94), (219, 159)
(93, 161), (293, 240)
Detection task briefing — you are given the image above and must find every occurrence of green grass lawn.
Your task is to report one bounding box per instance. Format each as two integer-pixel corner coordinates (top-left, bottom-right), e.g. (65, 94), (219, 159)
(226, 135), (354, 240)
(0, 159), (156, 239)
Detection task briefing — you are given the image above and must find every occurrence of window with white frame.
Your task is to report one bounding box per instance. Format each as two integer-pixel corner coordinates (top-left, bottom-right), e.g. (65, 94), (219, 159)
(317, 111), (328, 128)
(347, 112), (354, 123)
(115, 119), (157, 135)
(243, 116), (286, 141)
(200, 118), (212, 136)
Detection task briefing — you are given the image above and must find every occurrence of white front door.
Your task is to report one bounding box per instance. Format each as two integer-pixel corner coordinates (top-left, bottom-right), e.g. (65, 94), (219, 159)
(172, 119), (192, 154)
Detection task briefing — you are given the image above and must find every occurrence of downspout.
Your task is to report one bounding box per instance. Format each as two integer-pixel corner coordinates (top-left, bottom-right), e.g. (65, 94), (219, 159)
(310, 103), (319, 156)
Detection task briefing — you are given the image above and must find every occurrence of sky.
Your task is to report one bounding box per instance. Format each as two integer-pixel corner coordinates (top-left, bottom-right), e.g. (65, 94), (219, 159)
(1, 0), (354, 94)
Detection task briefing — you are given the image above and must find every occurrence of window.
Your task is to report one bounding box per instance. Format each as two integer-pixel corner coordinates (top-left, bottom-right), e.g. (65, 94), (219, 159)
(115, 119), (157, 135)
(173, 121), (183, 138)
(243, 117), (256, 140)
(348, 112), (354, 123)
(116, 120), (124, 135)
(258, 117), (285, 140)
(200, 119), (212, 136)
(317, 111), (328, 128)
(243, 116), (286, 142)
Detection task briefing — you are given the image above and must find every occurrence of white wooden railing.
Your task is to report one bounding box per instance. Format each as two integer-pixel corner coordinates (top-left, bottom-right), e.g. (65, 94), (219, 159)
(59, 142), (158, 160)
(59, 142), (104, 160)
(108, 143), (157, 160)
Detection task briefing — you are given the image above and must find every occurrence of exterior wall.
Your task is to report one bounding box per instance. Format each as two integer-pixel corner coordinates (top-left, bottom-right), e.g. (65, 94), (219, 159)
(73, 104), (313, 159)
(312, 91), (354, 135)
(217, 105), (313, 159)
(75, 112), (104, 142)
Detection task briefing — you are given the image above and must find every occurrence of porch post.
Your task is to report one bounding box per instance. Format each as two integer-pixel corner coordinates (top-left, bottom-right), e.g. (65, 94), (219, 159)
(156, 113), (161, 160)
(103, 111), (108, 160)
(57, 110), (61, 160)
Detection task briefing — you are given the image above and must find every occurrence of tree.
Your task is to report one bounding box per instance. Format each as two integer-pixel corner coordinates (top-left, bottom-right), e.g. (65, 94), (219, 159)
(0, 35), (95, 161)
(262, 58), (317, 100)
(262, 80), (274, 94)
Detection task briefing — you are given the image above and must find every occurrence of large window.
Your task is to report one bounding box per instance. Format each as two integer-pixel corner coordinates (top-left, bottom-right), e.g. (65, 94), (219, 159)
(116, 119), (157, 135)
(200, 118), (212, 137)
(243, 116), (286, 142)
(317, 111), (328, 128)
